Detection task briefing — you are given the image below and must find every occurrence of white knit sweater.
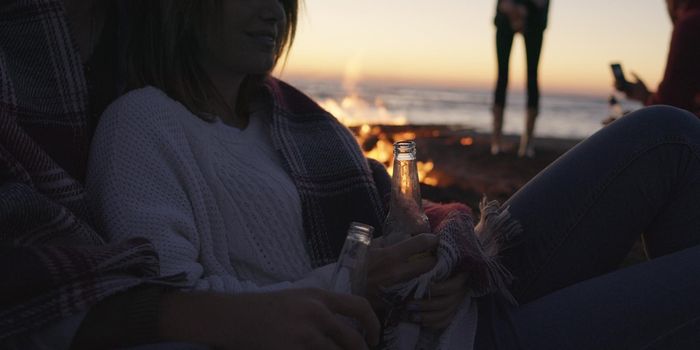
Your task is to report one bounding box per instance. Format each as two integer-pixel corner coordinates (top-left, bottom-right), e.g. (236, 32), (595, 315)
(87, 86), (478, 350)
(87, 87), (334, 293)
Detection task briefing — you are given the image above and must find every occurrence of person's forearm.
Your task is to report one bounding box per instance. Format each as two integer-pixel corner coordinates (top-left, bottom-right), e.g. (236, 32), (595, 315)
(156, 290), (244, 348)
(71, 286), (167, 349)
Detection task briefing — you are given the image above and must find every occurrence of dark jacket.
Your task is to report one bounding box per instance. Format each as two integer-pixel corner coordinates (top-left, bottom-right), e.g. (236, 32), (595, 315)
(647, 7), (700, 118)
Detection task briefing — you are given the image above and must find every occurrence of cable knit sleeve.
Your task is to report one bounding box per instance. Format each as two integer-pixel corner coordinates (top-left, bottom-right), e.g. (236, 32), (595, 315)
(87, 88), (335, 294)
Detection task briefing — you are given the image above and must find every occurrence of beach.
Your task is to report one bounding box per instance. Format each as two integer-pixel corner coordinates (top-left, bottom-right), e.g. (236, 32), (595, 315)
(348, 123), (647, 265)
(309, 77), (649, 265)
(348, 124), (581, 209)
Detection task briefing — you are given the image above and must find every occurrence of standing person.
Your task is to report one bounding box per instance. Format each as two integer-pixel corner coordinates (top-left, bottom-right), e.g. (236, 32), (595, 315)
(616, 0), (700, 118)
(0, 1), (380, 349)
(492, 0), (550, 157)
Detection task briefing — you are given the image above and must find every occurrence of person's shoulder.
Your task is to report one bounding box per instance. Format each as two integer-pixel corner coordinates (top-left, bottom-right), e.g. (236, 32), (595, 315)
(264, 77), (345, 125)
(100, 86), (191, 133)
(96, 86), (194, 150)
(264, 78), (327, 116)
(103, 86), (179, 121)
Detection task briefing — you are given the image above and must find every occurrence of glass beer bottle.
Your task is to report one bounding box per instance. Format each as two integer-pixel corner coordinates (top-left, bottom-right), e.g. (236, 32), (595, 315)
(330, 222), (374, 296)
(382, 140), (430, 247)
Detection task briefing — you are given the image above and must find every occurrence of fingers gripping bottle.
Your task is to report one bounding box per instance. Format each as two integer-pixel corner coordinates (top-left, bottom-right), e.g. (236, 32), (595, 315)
(382, 141), (431, 247)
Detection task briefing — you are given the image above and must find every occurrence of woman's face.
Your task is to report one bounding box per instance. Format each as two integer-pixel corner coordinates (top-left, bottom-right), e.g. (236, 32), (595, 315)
(199, 0), (286, 76)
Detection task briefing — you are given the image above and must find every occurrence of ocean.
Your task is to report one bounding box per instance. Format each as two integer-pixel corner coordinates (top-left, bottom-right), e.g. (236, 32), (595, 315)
(288, 78), (643, 140)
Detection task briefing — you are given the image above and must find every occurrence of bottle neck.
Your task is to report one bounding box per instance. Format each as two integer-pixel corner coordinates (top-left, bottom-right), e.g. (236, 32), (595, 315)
(331, 223), (373, 295)
(390, 156), (423, 209)
(382, 142), (430, 246)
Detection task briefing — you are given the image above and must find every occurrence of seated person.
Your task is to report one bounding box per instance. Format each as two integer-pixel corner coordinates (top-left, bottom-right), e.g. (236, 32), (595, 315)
(0, 1), (378, 349)
(88, 0), (700, 349)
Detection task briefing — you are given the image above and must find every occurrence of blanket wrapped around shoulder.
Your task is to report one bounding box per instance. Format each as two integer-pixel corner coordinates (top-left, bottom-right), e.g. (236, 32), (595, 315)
(381, 199), (521, 350)
(0, 0), (173, 339)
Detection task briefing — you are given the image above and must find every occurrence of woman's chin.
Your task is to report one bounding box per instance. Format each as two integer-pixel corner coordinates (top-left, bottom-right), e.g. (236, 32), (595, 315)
(243, 58), (275, 75)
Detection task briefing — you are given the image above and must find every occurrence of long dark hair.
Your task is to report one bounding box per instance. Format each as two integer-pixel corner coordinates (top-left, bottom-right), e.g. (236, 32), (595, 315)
(125, 0), (299, 120)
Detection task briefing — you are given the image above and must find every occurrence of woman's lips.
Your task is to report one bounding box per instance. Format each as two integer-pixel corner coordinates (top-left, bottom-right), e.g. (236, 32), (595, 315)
(246, 31), (277, 49)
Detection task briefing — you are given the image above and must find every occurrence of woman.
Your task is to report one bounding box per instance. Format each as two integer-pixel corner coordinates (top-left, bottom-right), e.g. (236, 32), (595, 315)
(88, 0), (700, 349)
(89, 0), (464, 347)
(1, 1), (381, 350)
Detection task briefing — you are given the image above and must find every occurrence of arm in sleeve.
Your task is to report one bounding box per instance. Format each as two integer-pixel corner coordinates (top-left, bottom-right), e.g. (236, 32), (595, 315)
(87, 93), (335, 294)
(648, 15), (700, 111)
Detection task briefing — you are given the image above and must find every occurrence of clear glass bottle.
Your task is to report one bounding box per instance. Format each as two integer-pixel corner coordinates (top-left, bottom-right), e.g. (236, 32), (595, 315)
(330, 222), (374, 296)
(382, 141), (430, 247)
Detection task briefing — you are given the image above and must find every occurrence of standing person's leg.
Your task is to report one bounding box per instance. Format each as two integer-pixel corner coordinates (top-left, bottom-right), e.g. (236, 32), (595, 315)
(492, 25), (515, 155)
(500, 106), (700, 303)
(518, 29), (544, 158)
(511, 244), (700, 350)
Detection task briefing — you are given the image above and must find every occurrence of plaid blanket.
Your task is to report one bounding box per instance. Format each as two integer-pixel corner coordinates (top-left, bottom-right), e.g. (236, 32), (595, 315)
(0, 0), (162, 339)
(266, 78), (390, 266)
(377, 200), (519, 350)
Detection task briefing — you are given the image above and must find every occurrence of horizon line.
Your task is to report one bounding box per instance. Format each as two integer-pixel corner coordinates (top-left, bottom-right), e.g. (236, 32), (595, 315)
(275, 72), (612, 99)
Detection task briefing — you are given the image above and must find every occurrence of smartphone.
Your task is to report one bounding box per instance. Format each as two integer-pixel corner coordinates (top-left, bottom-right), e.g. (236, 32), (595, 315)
(610, 63), (628, 86)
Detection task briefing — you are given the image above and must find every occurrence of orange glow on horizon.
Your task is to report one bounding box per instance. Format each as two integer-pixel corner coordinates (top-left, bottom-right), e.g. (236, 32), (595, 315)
(277, 0), (672, 96)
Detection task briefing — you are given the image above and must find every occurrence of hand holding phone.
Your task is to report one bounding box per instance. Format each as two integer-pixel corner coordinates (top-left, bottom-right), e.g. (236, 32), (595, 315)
(610, 63), (651, 102)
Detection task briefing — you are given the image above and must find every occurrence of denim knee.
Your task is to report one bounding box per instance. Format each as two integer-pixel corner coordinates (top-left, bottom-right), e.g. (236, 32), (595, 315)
(629, 105), (699, 134)
(615, 105), (700, 148)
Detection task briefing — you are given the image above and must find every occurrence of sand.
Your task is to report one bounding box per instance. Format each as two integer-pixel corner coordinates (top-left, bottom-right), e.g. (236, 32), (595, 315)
(352, 124), (646, 265)
(350, 124), (582, 209)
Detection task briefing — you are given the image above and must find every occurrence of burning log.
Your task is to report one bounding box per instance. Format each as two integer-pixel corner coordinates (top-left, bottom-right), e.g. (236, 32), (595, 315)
(346, 123), (580, 212)
(318, 92), (579, 210)
(348, 124), (480, 189)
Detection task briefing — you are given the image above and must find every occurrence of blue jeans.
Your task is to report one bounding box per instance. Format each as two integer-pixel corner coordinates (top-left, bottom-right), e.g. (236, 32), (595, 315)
(477, 106), (700, 349)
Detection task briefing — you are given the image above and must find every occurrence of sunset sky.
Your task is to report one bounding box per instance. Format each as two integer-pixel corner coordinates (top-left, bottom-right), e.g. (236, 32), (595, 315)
(276, 0), (673, 96)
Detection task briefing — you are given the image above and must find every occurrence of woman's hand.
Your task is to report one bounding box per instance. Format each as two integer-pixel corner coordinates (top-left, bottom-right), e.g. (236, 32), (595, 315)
(365, 233), (439, 311)
(406, 273), (469, 329)
(619, 72), (652, 103)
(159, 288), (380, 350)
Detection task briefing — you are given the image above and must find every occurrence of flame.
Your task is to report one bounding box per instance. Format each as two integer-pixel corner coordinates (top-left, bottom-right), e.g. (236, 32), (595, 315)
(353, 131), (440, 187)
(316, 57), (438, 186)
(392, 132), (417, 142)
(322, 100), (440, 186)
(319, 94), (408, 127)
(365, 137), (394, 165)
(416, 161), (439, 186)
(460, 137), (474, 146)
